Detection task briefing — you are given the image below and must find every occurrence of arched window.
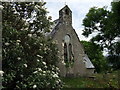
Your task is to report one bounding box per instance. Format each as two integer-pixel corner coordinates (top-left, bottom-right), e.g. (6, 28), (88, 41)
(63, 34), (74, 67)
(69, 43), (74, 63)
(69, 43), (72, 62)
(64, 34), (70, 44)
(64, 43), (67, 63)
(65, 9), (69, 15)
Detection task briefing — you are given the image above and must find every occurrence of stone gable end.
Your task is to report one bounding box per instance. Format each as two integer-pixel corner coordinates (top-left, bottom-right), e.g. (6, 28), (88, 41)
(50, 5), (95, 77)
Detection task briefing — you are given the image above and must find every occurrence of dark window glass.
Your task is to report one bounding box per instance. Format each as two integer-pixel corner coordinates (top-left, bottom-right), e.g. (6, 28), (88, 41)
(64, 43), (67, 63)
(69, 44), (72, 61)
(65, 9), (69, 15)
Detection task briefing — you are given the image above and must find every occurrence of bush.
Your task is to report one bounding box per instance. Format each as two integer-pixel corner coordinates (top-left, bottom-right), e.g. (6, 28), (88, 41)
(2, 2), (62, 89)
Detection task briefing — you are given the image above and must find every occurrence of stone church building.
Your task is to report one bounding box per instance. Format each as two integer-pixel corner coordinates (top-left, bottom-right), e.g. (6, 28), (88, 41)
(49, 5), (95, 77)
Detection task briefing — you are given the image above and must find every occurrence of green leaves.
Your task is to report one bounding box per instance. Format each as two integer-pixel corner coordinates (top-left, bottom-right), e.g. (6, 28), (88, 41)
(82, 2), (120, 70)
(2, 2), (62, 89)
(81, 41), (107, 73)
(82, 7), (109, 37)
(2, 2), (52, 34)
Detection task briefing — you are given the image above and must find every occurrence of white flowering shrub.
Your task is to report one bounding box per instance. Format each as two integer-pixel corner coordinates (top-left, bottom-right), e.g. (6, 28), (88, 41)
(2, 2), (63, 90)
(2, 26), (63, 89)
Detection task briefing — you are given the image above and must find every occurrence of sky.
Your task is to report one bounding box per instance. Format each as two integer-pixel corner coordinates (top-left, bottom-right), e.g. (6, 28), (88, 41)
(45, 0), (113, 41)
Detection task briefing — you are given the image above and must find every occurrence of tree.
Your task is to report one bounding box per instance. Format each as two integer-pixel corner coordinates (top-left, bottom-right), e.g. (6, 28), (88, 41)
(82, 1), (120, 70)
(2, 2), (62, 89)
(81, 41), (107, 73)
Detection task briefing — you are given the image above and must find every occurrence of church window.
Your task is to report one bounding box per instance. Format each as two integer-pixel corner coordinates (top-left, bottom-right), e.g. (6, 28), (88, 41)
(64, 43), (67, 63)
(64, 34), (70, 44)
(64, 35), (74, 67)
(69, 43), (74, 63)
(65, 9), (69, 15)
(69, 43), (72, 61)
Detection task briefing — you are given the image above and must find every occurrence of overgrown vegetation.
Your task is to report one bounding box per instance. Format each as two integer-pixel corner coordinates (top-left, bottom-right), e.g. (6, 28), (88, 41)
(81, 41), (108, 73)
(62, 70), (120, 88)
(2, 2), (62, 89)
(82, 1), (120, 70)
(1, 1), (120, 89)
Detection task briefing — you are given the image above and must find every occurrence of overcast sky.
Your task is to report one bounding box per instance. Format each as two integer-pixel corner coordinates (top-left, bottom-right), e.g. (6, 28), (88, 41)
(45, 0), (113, 41)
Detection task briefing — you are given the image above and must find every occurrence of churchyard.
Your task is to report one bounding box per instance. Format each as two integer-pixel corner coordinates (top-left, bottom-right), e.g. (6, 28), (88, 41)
(1, 1), (120, 89)
(61, 70), (120, 88)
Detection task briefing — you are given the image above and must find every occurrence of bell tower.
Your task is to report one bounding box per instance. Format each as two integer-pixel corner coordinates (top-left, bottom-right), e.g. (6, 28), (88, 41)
(59, 5), (72, 25)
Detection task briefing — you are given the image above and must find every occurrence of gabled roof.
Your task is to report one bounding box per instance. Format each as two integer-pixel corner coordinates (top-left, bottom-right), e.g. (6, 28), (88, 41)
(59, 5), (72, 13)
(49, 19), (59, 38)
(83, 54), (95, 69)
(49, 5), (95, 71)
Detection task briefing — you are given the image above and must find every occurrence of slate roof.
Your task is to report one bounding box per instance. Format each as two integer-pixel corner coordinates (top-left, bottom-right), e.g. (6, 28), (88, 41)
(83, 54), (95, 69)
(59, 5), (72, 13)
(49, 19), (59, 38)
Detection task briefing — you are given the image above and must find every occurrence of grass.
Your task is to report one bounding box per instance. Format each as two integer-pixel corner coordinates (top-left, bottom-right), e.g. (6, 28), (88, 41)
(61, 70), (120, 88)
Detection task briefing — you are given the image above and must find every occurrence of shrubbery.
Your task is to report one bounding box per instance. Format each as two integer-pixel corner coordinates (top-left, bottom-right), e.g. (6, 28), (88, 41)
(2, 2), (63, 89)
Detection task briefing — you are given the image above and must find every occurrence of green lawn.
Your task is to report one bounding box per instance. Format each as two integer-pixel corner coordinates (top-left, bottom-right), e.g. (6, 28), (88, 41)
(61, 70), (120, 88)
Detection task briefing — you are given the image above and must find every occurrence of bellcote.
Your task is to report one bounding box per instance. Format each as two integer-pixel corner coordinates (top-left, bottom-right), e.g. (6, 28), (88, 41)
(59, 5), (72, 25)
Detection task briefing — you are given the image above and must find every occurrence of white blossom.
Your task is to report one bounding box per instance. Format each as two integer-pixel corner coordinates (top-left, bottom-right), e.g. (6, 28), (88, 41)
(39, 48), (41, 51)
(37, 55), (40, 57)
(52, 41), (55, 44)
(43, 71), (46, 74)
(28, 34), (32, 37)
(37, 68), (42, 71)
(44, 51), (47, 54)
(33, 34), (37, 37)
(52, 71), (55, 74)
(17, 57), (21, 60)
(0, 70), (4, 76)
(24, 64), (27, 68)
(5, 42), (10, 46)
(34, 43), (37, 45)
(33, 71), (38, 74)
(47, 70), (50, 73)
(17, 43), (20, 45)
(53, 74), (58, 78)
(56, 67), (59, 71)
(42, 61), (46, 65)
(20, 74), (23, 77)
(58, 79), (61, 82)
(44, 48), (47, 51)
(56, 72), (59, 75)
(0, 5), (4, 10)
(61, 60), (66, 65)
(45, 66), (47, 68)
(14, 11), (19, 14)
(37, 55), (43, 59)
(33, 85), (37, 88)
(37, 59), (40, 62)
(40, 43), (43, 46)
(47, 83), (50, 86)
(56, 80), (59, 84)
(42, 73), (46, 76)
(16, 40), (21, 42)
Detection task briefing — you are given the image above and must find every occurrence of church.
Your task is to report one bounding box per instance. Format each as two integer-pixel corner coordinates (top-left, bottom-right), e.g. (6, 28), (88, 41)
(49, 5), (95, 77)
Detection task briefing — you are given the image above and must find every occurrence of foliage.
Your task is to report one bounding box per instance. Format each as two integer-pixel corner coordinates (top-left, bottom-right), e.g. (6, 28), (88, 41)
(2, 2), (52, 34)
(2, 2), (62, 89)
(62, 70), (119, 88)
(82, 1), (120, 70)
(81, 41), (107, 73)
(106, 55), (120, 70)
